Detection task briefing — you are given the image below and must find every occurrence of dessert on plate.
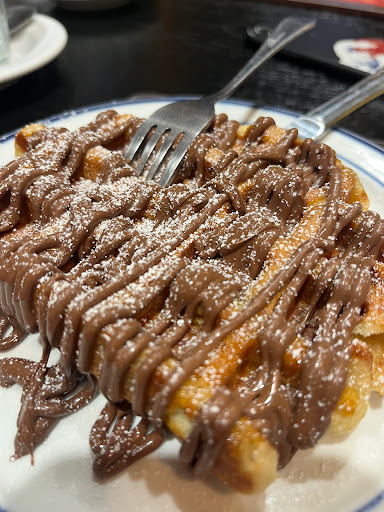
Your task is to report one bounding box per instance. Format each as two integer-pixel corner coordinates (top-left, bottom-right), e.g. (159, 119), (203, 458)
(0, 109), (383, 494)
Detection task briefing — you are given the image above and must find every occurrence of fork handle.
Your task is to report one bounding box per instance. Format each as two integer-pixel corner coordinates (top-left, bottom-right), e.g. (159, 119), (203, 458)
(205, 16), (316, 105)
(303, 67), (384, 130)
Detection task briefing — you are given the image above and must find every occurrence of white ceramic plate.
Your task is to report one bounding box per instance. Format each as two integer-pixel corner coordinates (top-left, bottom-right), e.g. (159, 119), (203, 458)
(0, 13), (67, 86)
(0, 98), (384, 512)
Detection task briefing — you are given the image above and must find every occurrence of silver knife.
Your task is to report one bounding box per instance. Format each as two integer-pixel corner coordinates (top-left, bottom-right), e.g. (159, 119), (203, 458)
(288, 67), (384, 140)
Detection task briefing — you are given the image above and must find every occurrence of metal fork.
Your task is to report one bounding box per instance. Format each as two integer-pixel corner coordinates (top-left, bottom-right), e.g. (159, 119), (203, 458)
(125, 16), (316, 187)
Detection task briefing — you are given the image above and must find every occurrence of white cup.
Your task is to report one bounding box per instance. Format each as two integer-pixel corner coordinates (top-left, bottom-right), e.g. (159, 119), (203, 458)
(0, 0), (9, 64)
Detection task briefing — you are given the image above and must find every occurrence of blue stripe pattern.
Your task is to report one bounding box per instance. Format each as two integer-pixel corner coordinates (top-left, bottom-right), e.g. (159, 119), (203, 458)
(0, 97), (383, 512)
(354, 490), (384, 512)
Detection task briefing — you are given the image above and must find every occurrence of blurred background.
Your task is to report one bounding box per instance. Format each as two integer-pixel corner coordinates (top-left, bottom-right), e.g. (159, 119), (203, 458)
(1, 0), (383, 144)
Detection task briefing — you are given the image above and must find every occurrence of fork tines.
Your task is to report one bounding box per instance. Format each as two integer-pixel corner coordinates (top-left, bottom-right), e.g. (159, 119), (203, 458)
(125, 121), (196, 186)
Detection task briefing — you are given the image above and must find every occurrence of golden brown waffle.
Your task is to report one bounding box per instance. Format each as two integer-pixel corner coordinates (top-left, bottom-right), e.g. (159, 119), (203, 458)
(0, 110), (383, 494)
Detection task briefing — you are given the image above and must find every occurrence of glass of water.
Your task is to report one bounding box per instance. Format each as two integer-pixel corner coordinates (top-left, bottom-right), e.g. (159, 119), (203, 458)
(0, 0), (9, 64)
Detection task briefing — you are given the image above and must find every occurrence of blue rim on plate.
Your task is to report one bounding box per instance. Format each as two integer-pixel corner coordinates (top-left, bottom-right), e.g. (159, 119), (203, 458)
(2, 96), (383, 186)
(1, 95), (384, 155)
(0, 96), (383, 512)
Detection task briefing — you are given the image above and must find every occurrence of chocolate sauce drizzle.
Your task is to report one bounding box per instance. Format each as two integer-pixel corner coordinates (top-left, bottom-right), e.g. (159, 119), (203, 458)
(0, 110), (383, 484)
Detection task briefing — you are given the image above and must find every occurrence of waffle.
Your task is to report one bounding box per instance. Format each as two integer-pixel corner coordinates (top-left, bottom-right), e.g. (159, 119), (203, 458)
(0, 110), (383, 494)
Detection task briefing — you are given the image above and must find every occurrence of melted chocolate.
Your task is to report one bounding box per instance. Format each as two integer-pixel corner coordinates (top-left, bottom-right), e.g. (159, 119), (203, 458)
(0, 110), (383, 484)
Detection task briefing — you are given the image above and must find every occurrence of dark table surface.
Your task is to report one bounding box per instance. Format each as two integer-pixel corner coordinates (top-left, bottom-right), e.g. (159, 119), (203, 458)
(1, 0), (384, 145)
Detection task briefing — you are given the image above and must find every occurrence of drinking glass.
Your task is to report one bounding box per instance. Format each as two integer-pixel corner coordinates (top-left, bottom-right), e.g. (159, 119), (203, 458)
(0, 0), (9, 64)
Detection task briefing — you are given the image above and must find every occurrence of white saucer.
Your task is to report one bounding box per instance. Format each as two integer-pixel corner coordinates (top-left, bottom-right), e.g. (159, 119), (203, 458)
(0, 13), (68, 86)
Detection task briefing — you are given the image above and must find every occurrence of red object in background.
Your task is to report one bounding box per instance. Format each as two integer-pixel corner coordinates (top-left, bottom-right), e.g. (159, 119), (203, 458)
(249, 0), (384, 17)
(247, 19), (384, 75)
(333, 38), (384, 73)
(354, 39), (384, 56)
(337, 0), (384, 6)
